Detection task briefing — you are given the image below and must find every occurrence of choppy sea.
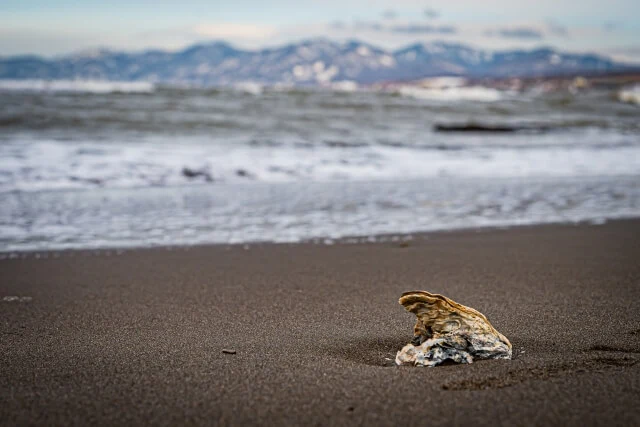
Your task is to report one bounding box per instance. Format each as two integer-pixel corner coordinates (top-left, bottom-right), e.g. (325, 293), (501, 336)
(1, 80), (639, 251)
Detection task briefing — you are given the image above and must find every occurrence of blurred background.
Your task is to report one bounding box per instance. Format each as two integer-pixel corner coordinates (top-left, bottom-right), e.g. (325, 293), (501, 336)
(1, 0), (639, 251)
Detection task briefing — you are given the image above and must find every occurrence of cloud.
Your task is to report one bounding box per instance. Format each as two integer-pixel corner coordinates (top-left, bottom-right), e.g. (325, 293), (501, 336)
(424, 8), (439, 19)
(486, 27), (544, 40)
(603, 21), (621, 32)
(353, 21), (384, 31)
(3, 11), (634, 61)
(382, 10), (397, 20)
(0, 28), (106, 57)
(193, 23), (277, 40)
(324, 20), (456, 35)
(390, 24), (456, 34)
(546, 20), (569, 37)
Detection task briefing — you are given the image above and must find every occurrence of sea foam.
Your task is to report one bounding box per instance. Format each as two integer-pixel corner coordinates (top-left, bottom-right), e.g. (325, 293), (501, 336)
(0, 79), (155, 94)
(1, 135), (639, 193)
(397, 85), (503, 102)
(618, 85), (640, 105)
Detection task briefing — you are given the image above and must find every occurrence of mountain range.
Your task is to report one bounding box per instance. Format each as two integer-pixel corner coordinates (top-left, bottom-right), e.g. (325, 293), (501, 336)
(0, 39), (636, 86)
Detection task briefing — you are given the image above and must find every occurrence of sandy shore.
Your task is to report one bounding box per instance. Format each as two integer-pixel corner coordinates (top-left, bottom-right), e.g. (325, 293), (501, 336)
(1, 220), (639, 426)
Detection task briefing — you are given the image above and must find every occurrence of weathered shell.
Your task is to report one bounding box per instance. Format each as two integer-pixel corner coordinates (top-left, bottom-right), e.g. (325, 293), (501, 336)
(396, 290), (512, 367)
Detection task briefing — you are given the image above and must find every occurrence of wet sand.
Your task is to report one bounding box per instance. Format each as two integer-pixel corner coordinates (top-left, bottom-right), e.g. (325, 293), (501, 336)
(1, 220), (639, 426)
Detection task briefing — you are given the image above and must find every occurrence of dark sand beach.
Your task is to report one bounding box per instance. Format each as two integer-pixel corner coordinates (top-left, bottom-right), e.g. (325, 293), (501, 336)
(1, 220), (639, 426)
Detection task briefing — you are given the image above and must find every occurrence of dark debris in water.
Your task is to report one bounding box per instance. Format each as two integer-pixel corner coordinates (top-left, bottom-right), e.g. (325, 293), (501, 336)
(434, 123), (551, 133)
(182, 167), (213, 182)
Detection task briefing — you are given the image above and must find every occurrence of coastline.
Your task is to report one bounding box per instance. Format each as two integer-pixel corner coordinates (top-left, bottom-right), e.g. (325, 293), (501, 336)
(1, 219), (639, 425)
(2, 174), (639, 253)
(1, 215), (638, 256)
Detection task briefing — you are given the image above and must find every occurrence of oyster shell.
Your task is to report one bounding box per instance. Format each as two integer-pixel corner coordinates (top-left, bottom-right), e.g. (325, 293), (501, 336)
(396, 290), (512, 367)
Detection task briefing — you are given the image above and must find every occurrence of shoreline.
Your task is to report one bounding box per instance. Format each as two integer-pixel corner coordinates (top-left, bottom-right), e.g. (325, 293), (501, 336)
(2, 174), (639, 253)
(1, 216), (638, 256)
(2, 219), (639, 425)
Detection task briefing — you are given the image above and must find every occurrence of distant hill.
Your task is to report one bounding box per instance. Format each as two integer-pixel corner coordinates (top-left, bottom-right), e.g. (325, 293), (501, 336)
(1, 39), (636, 86)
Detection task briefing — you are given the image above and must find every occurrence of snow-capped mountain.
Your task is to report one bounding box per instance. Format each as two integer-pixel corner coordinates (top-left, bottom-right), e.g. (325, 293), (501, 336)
(0, 39), (634, 86)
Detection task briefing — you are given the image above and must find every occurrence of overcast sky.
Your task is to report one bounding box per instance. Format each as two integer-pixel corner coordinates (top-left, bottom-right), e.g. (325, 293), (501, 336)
(2, 0), (639, 62)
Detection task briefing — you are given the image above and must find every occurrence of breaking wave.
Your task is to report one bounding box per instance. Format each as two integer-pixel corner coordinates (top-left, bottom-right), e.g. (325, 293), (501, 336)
(618, 85), (640, 105)
(397, 85), (504, 102)
(1, 84), (639, 251)
(1, 136), (639, 192)
(0, 84), (639, 193)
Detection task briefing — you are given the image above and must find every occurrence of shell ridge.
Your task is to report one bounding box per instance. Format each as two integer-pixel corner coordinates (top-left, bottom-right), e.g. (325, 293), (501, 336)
(396, 290), (512, 367)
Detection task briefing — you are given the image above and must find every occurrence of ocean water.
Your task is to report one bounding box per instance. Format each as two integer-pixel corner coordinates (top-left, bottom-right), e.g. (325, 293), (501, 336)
(1, 81), (639, 251)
